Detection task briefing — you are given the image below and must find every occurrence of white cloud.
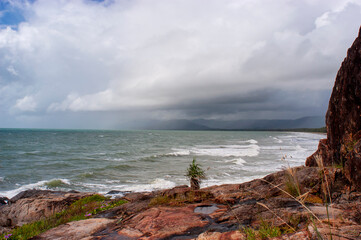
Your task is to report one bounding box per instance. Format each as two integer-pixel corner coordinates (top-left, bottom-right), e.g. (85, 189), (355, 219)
(7, 65), (18, 76)
(0, 0), (361, 127)
(14, 95), (37, 111)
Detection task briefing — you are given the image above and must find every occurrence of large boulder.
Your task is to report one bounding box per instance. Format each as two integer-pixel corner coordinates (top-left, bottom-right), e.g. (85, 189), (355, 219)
(306, 27), (361, 190)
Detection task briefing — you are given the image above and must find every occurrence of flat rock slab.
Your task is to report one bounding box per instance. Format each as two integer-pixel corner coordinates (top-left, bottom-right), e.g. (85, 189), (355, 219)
(33, 218), (115, 240)
(114, 206), (209, 239)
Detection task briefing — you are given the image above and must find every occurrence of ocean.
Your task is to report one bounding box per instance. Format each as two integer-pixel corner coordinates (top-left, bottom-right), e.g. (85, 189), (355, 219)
(0, 129), (323, 198)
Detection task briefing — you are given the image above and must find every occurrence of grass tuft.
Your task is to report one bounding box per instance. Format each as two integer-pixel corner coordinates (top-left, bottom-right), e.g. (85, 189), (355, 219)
(242, 221), (282, 240)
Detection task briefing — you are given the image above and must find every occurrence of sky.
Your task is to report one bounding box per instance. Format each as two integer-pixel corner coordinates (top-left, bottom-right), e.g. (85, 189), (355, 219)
(0, 0), (360, 129)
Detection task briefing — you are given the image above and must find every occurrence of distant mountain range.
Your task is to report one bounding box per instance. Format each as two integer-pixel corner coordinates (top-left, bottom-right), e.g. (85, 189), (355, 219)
(140, 116), (325, 130)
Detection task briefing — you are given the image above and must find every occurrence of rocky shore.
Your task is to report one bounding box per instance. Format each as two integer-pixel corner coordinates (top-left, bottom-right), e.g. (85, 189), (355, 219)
(1, 23), (361, 240)
(0, 165), (361, 239)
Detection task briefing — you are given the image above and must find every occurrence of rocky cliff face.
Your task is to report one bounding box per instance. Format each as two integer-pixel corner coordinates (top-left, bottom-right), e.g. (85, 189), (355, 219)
(306, 26), (361, 191)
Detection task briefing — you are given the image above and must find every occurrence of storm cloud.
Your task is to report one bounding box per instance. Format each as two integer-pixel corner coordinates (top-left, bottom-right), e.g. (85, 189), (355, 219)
(0, 0), (360, 129)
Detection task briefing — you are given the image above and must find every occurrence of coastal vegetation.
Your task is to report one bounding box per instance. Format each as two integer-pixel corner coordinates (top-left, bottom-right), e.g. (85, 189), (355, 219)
(242, 221), (282, 240)
(186, 158), (206, 190)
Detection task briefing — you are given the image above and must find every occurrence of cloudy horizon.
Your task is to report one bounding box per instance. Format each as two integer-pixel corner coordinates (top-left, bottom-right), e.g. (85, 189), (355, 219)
(0, 0), (360, 129)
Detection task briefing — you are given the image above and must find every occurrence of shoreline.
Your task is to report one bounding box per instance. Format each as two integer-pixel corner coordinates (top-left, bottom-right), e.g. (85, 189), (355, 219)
(1, 165), (360, 239)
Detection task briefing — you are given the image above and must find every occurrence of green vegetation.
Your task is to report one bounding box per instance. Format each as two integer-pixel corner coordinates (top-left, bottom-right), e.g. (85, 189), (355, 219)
(1, 195), (127, 240)
(242, 221), (282, 240)
(186, 158), (206, 190)
(149, 191), (212, 207)
(243, 226), (257, 240)
(258, 221), (282, 239)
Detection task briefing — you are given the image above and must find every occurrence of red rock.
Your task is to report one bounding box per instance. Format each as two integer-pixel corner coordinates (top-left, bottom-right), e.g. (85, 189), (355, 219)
(306, 139), (331, 167)
(33, 218), (114, 240)
(116, 206), (209, 239)
(306, 27), (361, 190)
(117, 227), (143, 238)
(344, 139), (361, 190)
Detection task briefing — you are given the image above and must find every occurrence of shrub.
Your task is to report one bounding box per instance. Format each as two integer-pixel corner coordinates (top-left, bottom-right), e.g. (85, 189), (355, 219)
(186, 158), (206, 190)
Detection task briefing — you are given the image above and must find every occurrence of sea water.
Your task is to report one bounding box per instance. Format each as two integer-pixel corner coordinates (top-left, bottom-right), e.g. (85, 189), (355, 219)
(0, 129), (323, 198)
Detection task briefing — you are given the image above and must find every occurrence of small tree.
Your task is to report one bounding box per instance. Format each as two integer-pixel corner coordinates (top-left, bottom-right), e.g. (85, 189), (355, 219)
(186, 158), (206, 190)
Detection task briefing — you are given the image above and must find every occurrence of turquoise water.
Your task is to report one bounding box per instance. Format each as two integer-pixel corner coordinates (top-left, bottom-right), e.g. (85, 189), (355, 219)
(0, 129), (323, 198)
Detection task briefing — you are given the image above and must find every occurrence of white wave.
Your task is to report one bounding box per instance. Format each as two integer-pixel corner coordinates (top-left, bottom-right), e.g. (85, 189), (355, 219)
(104, 157), (124, 161)
(272, 137), (283, 143)
(0, 177), (3, 182)
(246, 139), (258, 144)
(125, 179), (139, 183)
(234, 158), (246, 165)
(0, 180), (48, 198)
(105, 179), (122, 184)
(263, 144), (307, 153)
(192, 144), (260, 157)
(166, 149), (191, 156)
(0, 178), (74, 198)
(120, 178), (176, 192)
(226, 158), (246, 166)
(81, 182), (109, 188)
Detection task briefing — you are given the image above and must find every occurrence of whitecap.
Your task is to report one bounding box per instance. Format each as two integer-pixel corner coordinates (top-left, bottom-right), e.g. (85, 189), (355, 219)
(125, 179), (139, 183)
(105, 179), (122, 184)
(104, 157), (124, 161)
(81, 182), (109, 188)
(225, 158), (247, 165)
(120, 178), (176, 192)
(272, 137), (283, 143)
(166, 149), (191, 156)
(192, 144), (260, 157)
(234, 158), (247, 165)
(0, 180), (49, 198)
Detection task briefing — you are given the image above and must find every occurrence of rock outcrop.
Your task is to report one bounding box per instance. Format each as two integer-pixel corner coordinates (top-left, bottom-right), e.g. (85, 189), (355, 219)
(0, 190), (93, 228)
(306, 26), (361, 191)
